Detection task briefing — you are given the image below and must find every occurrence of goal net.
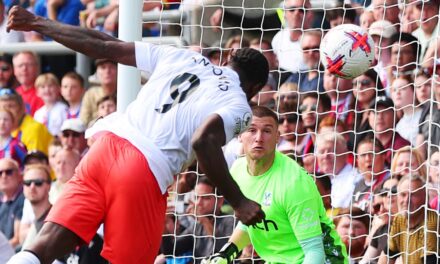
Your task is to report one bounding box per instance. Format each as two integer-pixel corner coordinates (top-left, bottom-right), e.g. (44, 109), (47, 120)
(145, 0), (440, 263)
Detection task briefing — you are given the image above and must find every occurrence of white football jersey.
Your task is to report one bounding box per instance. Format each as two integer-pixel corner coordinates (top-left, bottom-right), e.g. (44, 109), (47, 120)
(86, 42), (252, 193)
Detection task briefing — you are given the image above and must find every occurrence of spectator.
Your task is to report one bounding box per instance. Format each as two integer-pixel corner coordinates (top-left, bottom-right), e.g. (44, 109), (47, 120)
(33, 73), (68, 136)
(400, 1), (420, 34)
(0, 88), (52, 155)
(412, 0), (439, 60)
(359, 10), (375, 30)
(314, 173), (334, 216)
(360, 178), (399, 264)
(250, 81), (276, 109)
(47, 138), (62, 170)
(427, 150), (439, 209)
(96, 94), (116, 118)
(334, 207), (370, 263)
(49, 148), (81, 203)
(368, 96), (410, 165)
(390, 76), (422, 145)
(271, 0), (313, 73)
(418, 74), (440, 156)
(0, 157), (23, 248)
(273, 82), (299, 113)
(60, 72), (85, 120)
(18, 150), (50, 246)
(12, 51), (44, 116)
(161, 177), (235, 263)
(224, 35), (250, 62)
(277, 113), (304, 156)
(284, 30), (324, 93)
(59, 118), (88, 157)
(20, 164), (52, 250)
(299, 92), (331, 173)
(390, 146), (426, 180)
(387, 33), (420, 89)
(0, 109), (27, 166)
(0, 54), (19, 89)
(349, 69), (385, 151)
(0, 0), (24, 43)
(325, 3), (356, 28)
(353, 136), (389, 212)
(316, 132), (361, 208)
(80, 59), (117, 126)
(414, 67), (432, 106)
(323, 70), (355, 130)
(249, 38), (290, 89)
(369, 20), (397, 88)
(371, 0), (400, 28)
(421, 36), (440, 70)
(378, 175), (438, 264)
(317, 115), (346, 135)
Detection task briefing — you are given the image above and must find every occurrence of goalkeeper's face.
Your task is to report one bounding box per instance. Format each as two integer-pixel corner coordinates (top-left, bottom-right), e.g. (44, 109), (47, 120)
(239, 116), (280, 162)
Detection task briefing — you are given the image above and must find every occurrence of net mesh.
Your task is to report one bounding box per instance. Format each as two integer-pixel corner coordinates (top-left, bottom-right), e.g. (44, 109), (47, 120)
(144, 0), (440, 263)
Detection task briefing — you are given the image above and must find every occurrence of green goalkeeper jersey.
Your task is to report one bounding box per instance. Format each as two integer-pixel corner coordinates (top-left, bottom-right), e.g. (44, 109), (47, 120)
(230, 151), (348, 264)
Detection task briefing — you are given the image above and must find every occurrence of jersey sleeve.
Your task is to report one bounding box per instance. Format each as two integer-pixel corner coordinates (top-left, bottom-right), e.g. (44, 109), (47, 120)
(135, 41), (191, 75)
(215, 103), (252, 145)
(283, 172), (323, 241)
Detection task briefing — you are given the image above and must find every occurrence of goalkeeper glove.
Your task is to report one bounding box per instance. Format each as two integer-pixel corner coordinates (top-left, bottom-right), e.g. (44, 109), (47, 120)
(201, 242), (239, 264)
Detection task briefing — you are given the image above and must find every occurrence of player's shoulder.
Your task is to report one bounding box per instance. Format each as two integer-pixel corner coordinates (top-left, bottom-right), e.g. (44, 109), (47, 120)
(230, 156), (247, 176)
(274, 152), (314, 184)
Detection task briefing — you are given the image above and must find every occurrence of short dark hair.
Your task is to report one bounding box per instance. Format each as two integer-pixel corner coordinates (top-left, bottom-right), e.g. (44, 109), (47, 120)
(197, 176), (222, 196)
(299, 92), (332, 112)
(355, 135), (385, 154)
(0, 54), (12, 65)
(229, 48), (269, 89)
(325, 3), (356, 24)
(62, 71), (84, 88)
(249, 38), (273, 50)
(251, 105), (278, 124)
(334, 207), (370, 231)
(362, 69), (385, 93)
(97, 94), (117, 107)
(389, 33), (421, 61)
(314, 173), (331, 191)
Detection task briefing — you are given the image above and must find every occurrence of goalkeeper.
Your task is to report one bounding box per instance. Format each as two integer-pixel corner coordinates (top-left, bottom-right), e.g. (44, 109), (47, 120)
(204, 106), (348, 264)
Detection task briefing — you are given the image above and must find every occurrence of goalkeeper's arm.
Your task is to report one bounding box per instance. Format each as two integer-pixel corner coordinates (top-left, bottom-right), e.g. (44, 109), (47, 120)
(202, 228), (251, 264)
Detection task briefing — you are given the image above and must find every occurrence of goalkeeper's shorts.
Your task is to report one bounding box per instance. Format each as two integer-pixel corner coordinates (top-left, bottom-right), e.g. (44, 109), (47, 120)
(46, 132), (167, 264)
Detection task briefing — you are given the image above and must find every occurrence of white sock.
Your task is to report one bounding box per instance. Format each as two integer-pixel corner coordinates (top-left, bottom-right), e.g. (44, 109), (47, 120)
(7, 251), (41, 264)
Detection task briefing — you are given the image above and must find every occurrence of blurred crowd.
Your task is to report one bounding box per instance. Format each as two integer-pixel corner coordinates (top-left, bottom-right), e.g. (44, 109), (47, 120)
(1, 0), (440, 263)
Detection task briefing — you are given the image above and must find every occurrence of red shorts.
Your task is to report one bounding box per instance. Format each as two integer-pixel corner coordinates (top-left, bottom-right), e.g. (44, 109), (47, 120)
(47, 132), (167, 264)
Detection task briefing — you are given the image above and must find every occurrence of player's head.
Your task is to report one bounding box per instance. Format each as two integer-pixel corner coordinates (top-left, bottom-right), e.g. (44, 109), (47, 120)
(228, 48), (269, 100)
(239, 106), (280, 162)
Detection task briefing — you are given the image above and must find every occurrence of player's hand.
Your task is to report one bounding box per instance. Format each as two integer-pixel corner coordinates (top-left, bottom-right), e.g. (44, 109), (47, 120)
(7, 6), (38, 33)
(202, 242), (239, 264)
(210, 8), (222, 32)
(234, 198), (265, 226)
(201, 253), (229, 264)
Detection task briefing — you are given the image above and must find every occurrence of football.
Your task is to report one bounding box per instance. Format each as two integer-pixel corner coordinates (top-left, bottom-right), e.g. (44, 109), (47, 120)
(320, 24), (375, 79)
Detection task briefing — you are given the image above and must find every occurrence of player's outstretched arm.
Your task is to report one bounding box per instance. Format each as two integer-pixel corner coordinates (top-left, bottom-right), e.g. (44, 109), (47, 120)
(192, 114), (265, 226)
(7, 6), (136, 67)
